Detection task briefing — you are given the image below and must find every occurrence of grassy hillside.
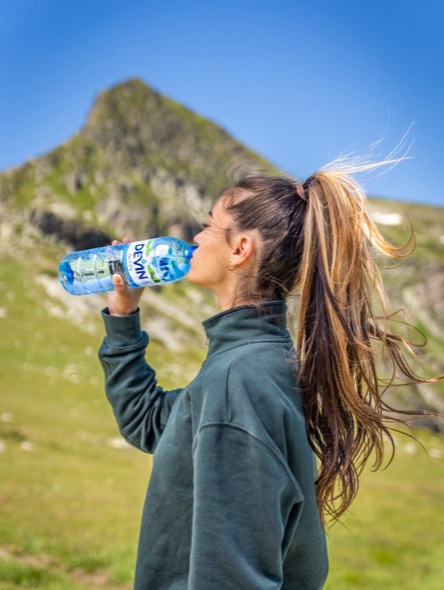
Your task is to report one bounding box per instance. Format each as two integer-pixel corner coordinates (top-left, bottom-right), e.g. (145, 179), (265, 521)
(1, 247), (444, 589)
(0, 252), (209, 589)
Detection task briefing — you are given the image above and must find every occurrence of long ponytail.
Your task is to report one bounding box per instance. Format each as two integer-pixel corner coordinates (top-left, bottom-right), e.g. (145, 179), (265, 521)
(221, 164), (442, 524)
(297, 165), (439, 523)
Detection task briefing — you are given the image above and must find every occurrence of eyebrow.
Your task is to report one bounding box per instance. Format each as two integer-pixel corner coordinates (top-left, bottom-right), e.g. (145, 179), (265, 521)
(208, 210), (213, 217)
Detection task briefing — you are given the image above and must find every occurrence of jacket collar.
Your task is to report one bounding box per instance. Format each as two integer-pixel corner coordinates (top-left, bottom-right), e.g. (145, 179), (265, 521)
(202, 300), (289, 357)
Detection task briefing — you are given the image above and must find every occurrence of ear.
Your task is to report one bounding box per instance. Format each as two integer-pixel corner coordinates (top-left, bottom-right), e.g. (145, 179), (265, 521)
(229, 233), (256, 268)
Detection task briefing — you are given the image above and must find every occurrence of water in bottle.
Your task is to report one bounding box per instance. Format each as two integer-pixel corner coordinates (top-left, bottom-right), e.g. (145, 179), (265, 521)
(59, 236), (197, 295)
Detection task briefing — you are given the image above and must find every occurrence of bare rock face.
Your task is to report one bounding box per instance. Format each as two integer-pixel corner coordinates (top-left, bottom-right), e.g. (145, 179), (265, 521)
(29, 209), (111, 250)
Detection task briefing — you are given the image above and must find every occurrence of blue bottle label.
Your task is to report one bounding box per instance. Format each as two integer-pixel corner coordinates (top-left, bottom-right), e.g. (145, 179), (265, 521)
(124, 240), (160, 287)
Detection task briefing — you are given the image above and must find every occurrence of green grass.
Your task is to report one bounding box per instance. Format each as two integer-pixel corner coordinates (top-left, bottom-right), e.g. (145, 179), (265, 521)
(325, 432), (444, 589)
(369, 199), (444, 265)
(1, 256), (443, 589)
(0, 256), (203, 589)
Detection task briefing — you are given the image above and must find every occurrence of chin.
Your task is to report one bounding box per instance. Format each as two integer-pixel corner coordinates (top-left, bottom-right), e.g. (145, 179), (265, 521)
(186, 271), (199, 285)
(187, 273), (210, 292)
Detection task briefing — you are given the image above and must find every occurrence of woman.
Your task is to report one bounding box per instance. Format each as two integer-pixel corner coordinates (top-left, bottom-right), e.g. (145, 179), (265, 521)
(99, 163), (438, 589)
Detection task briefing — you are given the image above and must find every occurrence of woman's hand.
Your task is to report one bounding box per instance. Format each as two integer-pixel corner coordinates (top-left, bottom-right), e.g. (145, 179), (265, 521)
(107, 238), (145, 316)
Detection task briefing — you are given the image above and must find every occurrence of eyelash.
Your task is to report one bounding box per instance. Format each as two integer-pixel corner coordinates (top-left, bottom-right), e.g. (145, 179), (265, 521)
(201, 223), (209, 229)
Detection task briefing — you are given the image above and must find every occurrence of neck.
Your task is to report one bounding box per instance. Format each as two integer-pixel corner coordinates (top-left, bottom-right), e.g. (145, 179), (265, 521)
(214, 284), (242, 312)
(216, 263), (259, 311)
(216, 292), (259, 312)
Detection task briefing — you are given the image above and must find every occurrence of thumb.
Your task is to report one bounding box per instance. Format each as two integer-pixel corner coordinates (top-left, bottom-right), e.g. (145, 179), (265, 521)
(112, 274), (125, 290)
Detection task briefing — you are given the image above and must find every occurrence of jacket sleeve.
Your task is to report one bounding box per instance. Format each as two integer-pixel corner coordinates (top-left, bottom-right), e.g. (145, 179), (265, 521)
(189, 423), (304, 590)
(98, 308), (181, 453)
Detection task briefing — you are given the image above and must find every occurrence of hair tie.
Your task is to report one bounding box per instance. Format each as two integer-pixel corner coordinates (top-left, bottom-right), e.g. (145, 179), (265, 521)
(295, 184), (308, 202)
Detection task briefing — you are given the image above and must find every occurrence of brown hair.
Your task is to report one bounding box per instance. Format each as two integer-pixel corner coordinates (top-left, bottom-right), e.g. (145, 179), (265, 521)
(221, 163), (442, 524)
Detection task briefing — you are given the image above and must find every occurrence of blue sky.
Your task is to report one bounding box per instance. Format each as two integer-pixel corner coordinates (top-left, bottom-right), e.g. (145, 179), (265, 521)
(1, 0), (443, 206)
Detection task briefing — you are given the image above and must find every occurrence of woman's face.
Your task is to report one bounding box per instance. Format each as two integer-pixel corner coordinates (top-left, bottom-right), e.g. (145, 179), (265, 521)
(187, 197), (236, 299)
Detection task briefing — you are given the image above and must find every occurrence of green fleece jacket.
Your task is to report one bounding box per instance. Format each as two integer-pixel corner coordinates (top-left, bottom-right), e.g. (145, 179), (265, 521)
(99, 301), (328, 589)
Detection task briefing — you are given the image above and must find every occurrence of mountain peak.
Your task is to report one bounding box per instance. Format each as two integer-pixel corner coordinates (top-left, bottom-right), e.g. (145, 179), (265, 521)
(0, 78), (269, 249)
(84, 78), (163, 135)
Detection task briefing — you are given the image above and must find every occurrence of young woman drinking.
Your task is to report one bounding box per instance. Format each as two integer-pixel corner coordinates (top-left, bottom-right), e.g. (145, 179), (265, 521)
(98, 163), (440, 589)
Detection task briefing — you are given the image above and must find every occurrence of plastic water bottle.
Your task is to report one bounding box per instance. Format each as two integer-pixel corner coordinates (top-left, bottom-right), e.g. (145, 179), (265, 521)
(59, 237), (197, 296)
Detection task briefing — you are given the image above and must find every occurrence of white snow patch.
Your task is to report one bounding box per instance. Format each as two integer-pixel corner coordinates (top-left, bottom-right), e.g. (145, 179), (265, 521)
(370, 212), (403, 226)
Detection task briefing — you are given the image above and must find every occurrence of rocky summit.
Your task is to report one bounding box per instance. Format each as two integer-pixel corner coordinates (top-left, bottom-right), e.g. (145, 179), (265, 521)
(0, 78), (270, 252)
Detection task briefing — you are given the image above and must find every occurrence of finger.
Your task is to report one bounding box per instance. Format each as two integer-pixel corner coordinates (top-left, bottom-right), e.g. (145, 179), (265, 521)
(112, 274), (126, 290)
(111, 240), (120, 246)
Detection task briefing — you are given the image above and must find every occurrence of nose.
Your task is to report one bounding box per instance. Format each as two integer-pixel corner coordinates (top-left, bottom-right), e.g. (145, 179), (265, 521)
(193, 230), (202, 245)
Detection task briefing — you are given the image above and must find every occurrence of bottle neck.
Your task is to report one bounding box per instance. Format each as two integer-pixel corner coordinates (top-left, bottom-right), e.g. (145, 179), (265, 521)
(187, 245), (198, 259)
